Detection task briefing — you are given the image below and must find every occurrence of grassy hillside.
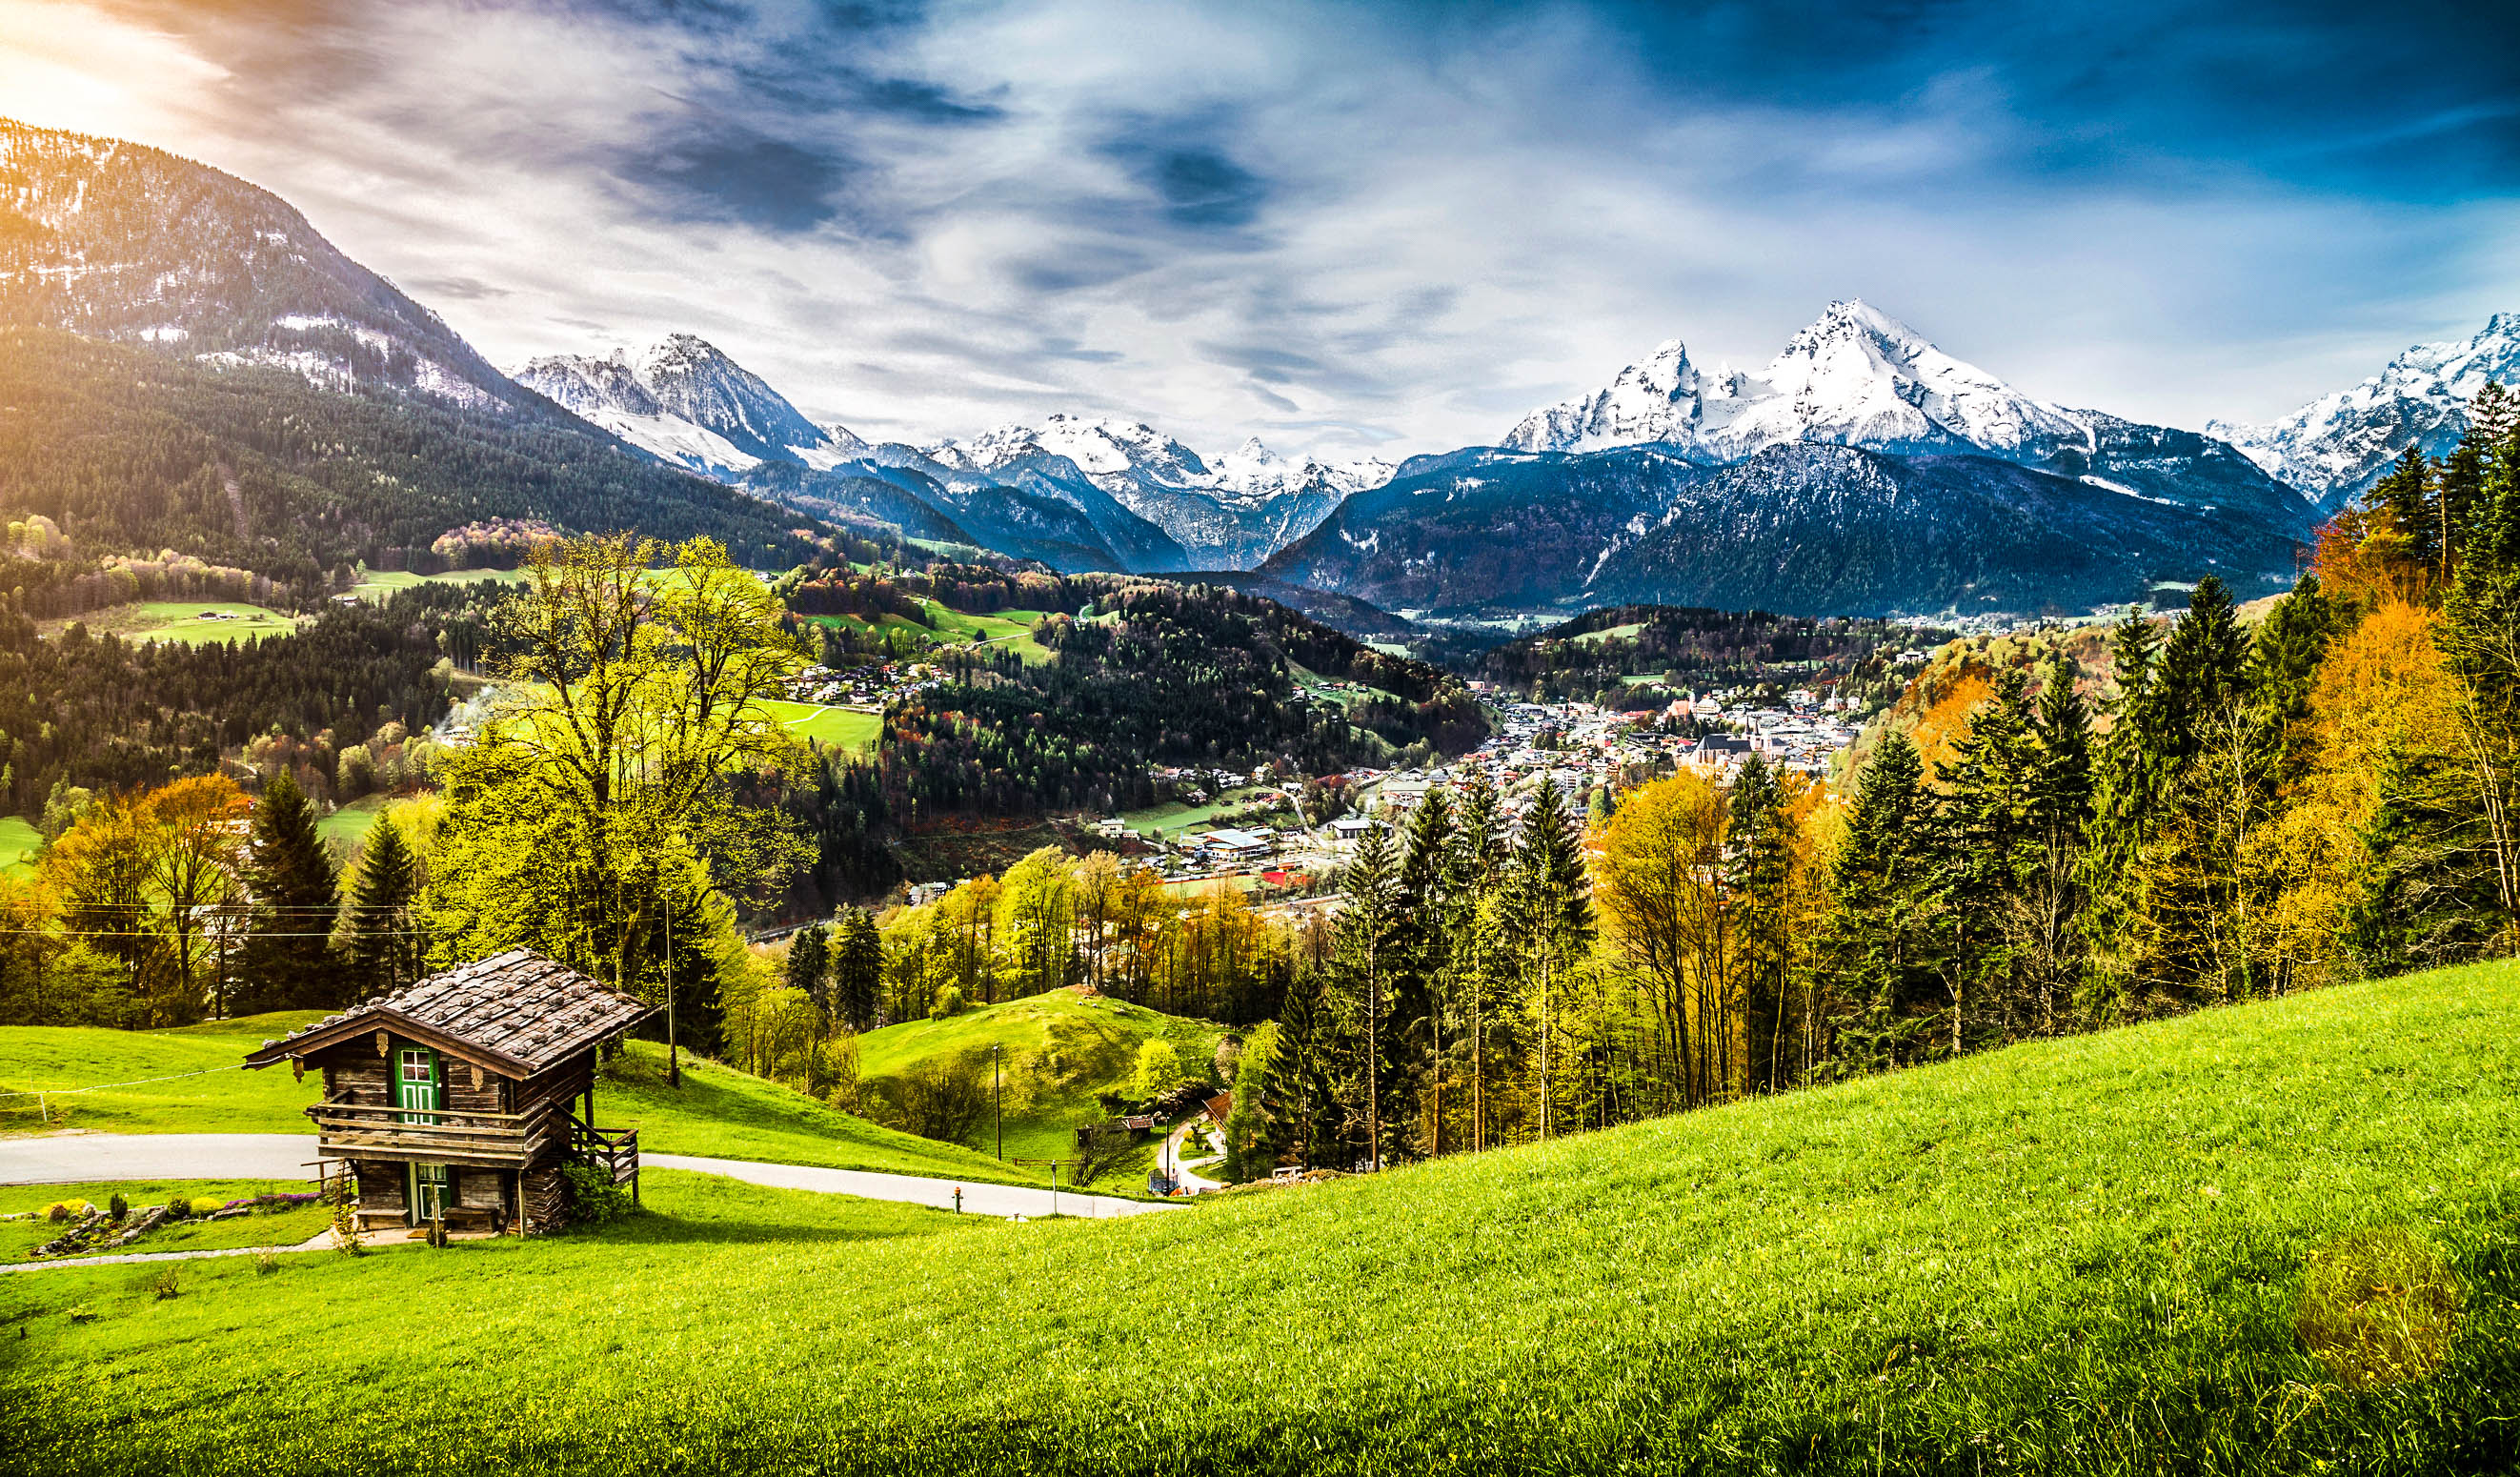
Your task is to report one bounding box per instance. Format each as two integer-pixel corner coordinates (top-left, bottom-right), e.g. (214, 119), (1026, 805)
(12, 962), (2516, 1473)
(0, 1018), (1040, 1189)
(856, 988), (1227, 1164)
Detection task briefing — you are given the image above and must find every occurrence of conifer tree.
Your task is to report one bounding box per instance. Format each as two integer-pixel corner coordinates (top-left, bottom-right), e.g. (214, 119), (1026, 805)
(239, 771), (341, 1012)
(786, 922), (831, 1015)
(2371, 445), (2441, 577)
(340, 819), (418, 1001)
(1331, 823), (1402, 1168)
(1818, 731), (1938, 1074)
(1725, 756), (1798, 1090)
(1502, 781), (1590, 1138)
(1391, 789), (1453, 1154)
(2018, 652), (2092, 1029)
(1935, 668), (2038, 1049)
(1445, 779), (1505, 1150)
(832, 909), (883, 1031)
(1263, 966), (1343, 1171)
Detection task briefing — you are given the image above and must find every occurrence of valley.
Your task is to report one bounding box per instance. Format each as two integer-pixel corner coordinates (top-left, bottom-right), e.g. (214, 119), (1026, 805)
(2, 53), (2517, 1477)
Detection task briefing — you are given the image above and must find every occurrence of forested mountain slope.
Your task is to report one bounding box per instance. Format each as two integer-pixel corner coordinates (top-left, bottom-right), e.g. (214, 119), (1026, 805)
(1264, 442), (2308, 619)
(0, 328), (816, 588)
(0, 118), (521, 410)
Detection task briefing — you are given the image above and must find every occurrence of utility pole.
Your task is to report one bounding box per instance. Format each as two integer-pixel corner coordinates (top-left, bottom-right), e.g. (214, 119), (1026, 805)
(665, 873), (680, 1089)
(992, 1043), (1003, 1160)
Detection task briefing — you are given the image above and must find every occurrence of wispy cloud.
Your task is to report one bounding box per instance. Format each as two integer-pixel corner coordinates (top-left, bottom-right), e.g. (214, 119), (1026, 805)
(2, 0), (2514, 456)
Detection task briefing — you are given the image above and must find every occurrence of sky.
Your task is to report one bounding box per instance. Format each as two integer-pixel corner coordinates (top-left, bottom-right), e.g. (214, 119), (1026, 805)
(2, 0), (2516, 459)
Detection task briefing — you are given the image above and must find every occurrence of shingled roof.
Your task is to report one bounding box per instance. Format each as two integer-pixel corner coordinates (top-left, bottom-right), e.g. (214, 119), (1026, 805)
(243, 949), (653, 1077)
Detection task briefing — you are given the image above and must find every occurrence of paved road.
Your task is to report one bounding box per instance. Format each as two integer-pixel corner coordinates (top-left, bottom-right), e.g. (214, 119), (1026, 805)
(0, 1133), (1179, 1222)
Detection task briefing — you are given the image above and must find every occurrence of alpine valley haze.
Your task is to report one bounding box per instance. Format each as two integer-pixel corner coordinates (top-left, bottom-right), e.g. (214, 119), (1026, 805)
(2, 3), (2519, 1474)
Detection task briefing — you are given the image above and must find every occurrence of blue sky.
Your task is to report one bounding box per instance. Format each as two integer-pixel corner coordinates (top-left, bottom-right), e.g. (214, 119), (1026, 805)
(2, 0), (2514, 457)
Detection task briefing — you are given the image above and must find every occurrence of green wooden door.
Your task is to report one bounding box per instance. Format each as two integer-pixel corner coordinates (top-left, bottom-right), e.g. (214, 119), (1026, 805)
(393, 1046), (440, 1123)
(394, 1045), (447, 1226)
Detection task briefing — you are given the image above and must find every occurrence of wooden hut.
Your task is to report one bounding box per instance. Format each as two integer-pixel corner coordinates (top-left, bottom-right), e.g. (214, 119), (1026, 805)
(243, 949), (652, 1235)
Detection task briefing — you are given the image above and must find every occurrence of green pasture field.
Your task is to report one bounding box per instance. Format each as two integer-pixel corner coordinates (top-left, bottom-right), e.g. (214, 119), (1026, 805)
(8, 961), (2520, 1473)
(2, 1181), (328, 1263)
(0, 1019), (1041, 1191)
(855, 989), (1226, 1166)
(1117, 785), (1274, 838)
(44, 600), (302, 646)
(315, 795), (393, 855)
(760, 700), (882, 752)
(0, 815), (39, 877)
(347, 568), (531, 602)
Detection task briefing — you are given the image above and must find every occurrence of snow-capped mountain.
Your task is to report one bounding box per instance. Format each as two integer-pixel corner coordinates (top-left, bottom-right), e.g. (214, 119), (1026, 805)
(514, 334), (868, 479)
(2208, 313), (2520, 511)
(927, 413), (1391, 566)
(1504, 300), (2312, 533)
(0, 118), (521, 410)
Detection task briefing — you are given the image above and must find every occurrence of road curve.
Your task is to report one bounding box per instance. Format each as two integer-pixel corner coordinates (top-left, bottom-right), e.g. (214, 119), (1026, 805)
(0, 1133), (1179, 1222)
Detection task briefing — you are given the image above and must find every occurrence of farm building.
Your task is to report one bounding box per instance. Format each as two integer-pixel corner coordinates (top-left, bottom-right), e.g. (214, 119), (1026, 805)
(243, 949), (651, 1235)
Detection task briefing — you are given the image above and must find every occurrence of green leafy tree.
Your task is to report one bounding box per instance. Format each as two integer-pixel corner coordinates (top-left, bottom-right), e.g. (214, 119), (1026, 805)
(423, 535), (810, 1036)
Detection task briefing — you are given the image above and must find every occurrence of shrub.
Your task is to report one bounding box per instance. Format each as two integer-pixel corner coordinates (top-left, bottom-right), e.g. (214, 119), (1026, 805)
(107, 1192), (127, 1221)
(148, 1267), (179, 1301)
(253, 1251), (279, 1277)
(560, 1163), (631, 1228)
(188, 1197), (225, 1218)
(44, 1200), (89, 1223)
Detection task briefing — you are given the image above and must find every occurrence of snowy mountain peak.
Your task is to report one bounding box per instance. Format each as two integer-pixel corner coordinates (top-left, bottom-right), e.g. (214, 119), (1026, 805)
(514, 334), (865, 478)
(2209, 312), (2520, 510)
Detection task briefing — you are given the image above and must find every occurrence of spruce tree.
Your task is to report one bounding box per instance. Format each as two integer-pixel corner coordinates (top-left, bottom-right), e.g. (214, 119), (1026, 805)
(1818, 731), (1938, 1074)
(2370, 444), (2440, 576)
(1725, 755), (1798, 1089)
(1935, 669), (2038, 1049)
(1445, 780), (1505, 1150)
(832, 910), (883, 1031)
(239, 771), (341, 1012)
(1263, 966), (1343, 1171)
(340, 819), (418, 1001)
(786, 922), (831, 1016)
(1331, 823), (1401, 1169)
(2020, 651), (2093, 1029)
(1391, 790), (1454, 1155)
(1502, 781), (1590, 1138)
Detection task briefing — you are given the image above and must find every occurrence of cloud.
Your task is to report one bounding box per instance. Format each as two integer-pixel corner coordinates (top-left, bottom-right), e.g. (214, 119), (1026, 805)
(3, 0), (2515, 458)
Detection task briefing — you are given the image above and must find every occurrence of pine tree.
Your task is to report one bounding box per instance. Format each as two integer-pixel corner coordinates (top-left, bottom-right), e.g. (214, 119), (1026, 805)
(1446, 779), (1505, 1151)
(1817, 730), (1938, 1075)
(1935, 668), (2038, 1050)
(832, 910), (883, 1031)
(1263, 966), (1343, 1171)
(340, 819), (418, 1001)
(786, 922), (831, 1015)
(2018, 651), (2092, 1030)
(2370, 444), (2440, 577)
(236, 773), (342, 1012)
(1725, 755), (1797, 1091)
(1391, 789), (1454, 1155)
(1330, 823), (1402, 1169)
(1502, 781), (1590, 1139)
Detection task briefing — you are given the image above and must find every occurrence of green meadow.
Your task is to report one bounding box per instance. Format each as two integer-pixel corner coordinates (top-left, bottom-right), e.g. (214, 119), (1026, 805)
(347, 568), (531, 601)
(8, 962), (2517, 1473)
(45, 600), (302, 646)
(761, 700), (882, 752)
(855, 988), (1227, 1164)
(0, 1018), (1041, 1190)
(0, 815), (39, 877)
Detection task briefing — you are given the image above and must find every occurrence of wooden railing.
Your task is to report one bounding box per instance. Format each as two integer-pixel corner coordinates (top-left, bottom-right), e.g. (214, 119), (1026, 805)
(306, 1100), (559, 1166)
(570, 1119), (639, 1200)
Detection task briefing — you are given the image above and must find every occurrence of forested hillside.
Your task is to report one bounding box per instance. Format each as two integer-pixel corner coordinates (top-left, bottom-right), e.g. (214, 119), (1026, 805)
(0, 328), (816, 591)
(1478, 604), (1951, 706)
(850, 577), (1484, 824)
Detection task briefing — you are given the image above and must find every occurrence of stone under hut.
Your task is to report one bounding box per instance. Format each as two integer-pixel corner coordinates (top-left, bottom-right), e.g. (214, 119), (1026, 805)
(243, 949), (652, 1235)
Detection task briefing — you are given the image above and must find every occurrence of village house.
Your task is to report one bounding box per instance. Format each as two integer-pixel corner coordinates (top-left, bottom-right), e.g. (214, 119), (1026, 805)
(242, 950), (652, 1236)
